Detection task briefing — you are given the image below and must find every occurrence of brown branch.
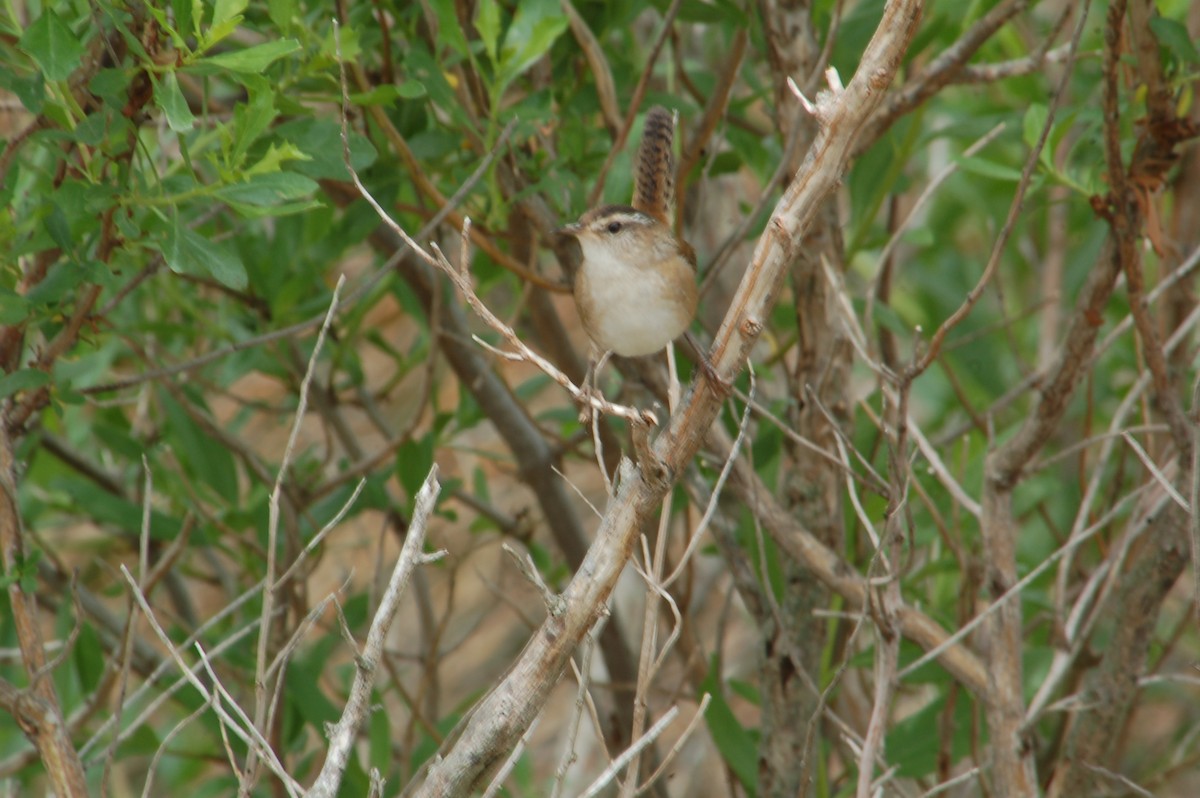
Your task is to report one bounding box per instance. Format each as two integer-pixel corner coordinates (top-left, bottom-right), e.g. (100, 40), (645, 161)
(1127, 0), (1174, 127)
(1118, 2), (1195, 460)
(561, 0), (622, 136)
(330, 35), (657, 761)
(713, 419), (988, 696)
(977, 3), (1099, 794)
(756, 5), (842, 795)
(3, 12), (159, 425)
(346, 60), (566, 292)
(856, 377), (909, 796)
(0, 425), (88, 797)
(954, 44), (1077, 84)
(85, 120), (516, 398)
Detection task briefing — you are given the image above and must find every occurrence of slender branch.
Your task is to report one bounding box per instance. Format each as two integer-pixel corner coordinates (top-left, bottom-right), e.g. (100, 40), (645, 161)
(308, 467), (444, 798)
(0, 424), (88, 796)
(561, 0), (621, 135)
(254, 276), (345, 758)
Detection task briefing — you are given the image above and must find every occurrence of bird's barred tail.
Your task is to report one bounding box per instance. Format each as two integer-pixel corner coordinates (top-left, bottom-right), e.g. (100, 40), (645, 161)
(633, 106), (676, 226)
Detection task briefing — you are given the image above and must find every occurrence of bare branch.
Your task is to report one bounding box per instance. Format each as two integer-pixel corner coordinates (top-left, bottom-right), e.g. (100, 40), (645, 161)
(308, 467), (444, 798)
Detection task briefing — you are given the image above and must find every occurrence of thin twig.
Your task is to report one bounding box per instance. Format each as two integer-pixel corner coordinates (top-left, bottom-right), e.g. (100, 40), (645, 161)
(119, 566), (304, 797)
(254, 275), (345, 764)
(635, 694), (711, 795)
(578, 707), (680, 798)
(551, 615), (608, 798)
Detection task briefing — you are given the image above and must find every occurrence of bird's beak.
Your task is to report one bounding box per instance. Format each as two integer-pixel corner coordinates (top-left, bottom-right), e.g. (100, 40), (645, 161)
(554, 222), (581, 238)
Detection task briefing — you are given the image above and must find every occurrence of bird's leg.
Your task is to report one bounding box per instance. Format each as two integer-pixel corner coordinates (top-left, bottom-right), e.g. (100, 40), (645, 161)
(576, 347), (612, 423)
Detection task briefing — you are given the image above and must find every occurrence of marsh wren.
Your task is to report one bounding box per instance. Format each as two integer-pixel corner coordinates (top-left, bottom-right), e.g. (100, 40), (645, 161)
(559, 203), (698, 358)
(558, 106), (721, 388)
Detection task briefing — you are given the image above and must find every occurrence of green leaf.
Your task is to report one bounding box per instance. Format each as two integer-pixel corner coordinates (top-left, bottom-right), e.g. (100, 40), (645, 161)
(956, 155), (1023, 182)
(0, 549), (42, 592)
(25, 261), (94, 307)
(350, 85), (403, 106)
(244, 141), (311, 177)
(45, 204), (72, 252)
(1149, 17), (1200, 65)
(0, 290), (31, 324)
(728, 678), (760, 706)
(204, 16), (242, 50)
(676, 0), (744, 23)
(214, 172), (318, 206)
(200, 39), (300, 74)
(1022, 103), (1048, 150)
(427, 0), (470, 57)
(350, 81), (427, 107)
(73, 624), (106, 693)
(230, 84), (277, 166)
(700, 660), (758, 795)
(0, 369), (51, 401)
(886, 689), (979, 777)
(159, 213), (248, 289)
(475, 0), (501, 63)
(395, 433), (435, 504)
(397, 80), (427, 99)
(45, 180), (118, 238)
(73, 110), (117, 146)
(272, 119), (376, 180)
(170, 0), (197, 41)
(19, 9), (85, 82)
(321, 22), (361, 63)
(212, 0), (249, 28)
(369, 689), (392, 773)
(88, 68), (130, 105)
(497, 0), (566, 89)
(268, 0), (296, 29)
(0, 67), (46, 112)
(154, 72), (195, 132)
(159, 388), (240, 505)
(47, 476), (174, 538)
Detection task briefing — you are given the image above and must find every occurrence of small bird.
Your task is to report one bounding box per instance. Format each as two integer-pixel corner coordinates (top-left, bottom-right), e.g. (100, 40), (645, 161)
(558, 203), (698, 359)
(558, 106), (720, 391)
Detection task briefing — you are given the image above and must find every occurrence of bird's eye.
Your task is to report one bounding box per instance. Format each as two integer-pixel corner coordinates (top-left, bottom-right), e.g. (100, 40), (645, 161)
(606, 221), (622, 234)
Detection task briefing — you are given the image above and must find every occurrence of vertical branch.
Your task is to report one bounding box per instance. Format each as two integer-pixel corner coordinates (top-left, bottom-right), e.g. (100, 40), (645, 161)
(855, 382), (909, 796)
(1044, 507), (1188, 797)
(618, 506), (673, 798)
(756, 3), (840, 794)
(251, 277), (345, 786)
(0, 426), (88, 797)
